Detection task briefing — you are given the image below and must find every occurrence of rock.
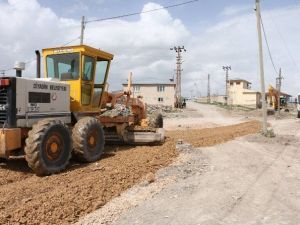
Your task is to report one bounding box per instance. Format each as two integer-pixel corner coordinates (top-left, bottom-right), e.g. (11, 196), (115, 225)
(101, 104), (132, 117)
(21, 198), (32, 204)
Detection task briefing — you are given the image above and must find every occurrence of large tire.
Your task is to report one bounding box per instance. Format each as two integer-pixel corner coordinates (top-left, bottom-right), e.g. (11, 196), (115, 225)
(72, 117), (105, 162)
(25, 120), (72, 176)
(149, 113), (163, 128)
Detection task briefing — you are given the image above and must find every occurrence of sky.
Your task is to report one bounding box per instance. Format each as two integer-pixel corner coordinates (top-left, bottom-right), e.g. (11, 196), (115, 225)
(0, 0), (300, 97)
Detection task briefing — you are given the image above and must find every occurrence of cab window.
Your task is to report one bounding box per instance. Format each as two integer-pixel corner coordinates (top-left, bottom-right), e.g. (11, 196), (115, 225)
(82, 56), (95, 81)
(46, 53), (80, 80)
(95, 61), (108, 84)
(81, 84), (92, 105)
(92, 60), (109, 107)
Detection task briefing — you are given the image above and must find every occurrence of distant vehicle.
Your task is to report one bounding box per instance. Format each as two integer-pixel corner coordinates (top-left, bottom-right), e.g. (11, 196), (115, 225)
(182, 99), (186, 108)
(268, 85), (288, 112)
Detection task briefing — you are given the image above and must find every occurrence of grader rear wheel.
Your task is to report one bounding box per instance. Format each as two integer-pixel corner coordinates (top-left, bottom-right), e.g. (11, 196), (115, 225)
(24, 120), (72, 176)
(72, 117), (105, 162)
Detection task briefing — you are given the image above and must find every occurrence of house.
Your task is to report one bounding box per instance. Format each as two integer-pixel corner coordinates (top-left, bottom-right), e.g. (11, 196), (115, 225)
(228, 79), (261, 108)
(122, 83), (176, 106)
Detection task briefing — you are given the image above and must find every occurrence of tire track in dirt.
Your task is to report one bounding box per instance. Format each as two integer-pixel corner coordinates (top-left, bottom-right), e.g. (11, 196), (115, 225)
(0, 121), (261, 225)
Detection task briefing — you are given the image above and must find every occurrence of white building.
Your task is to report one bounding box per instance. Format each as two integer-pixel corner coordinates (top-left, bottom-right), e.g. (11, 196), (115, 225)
(228, 79), (261, 108)
(123, 83), (176, 106)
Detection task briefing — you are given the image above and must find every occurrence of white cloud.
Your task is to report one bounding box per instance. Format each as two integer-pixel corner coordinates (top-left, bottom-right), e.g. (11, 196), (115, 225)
(221, 5), (253, 17)
(0, 0), (300, 98)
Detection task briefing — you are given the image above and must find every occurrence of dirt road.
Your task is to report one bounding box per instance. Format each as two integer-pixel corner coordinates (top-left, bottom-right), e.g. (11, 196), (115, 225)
(0, 102), (261, 225)
(78, 102), (300, 225)
(163, 101), (245, 130)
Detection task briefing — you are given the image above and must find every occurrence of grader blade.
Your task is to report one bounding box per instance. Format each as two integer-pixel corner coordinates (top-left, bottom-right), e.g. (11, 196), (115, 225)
(124, 128), (165, 144)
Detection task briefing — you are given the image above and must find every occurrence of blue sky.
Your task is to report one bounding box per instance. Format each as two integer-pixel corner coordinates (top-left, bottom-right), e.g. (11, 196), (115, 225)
(38, 0), (299, 32)
(1, 0), (300, 96)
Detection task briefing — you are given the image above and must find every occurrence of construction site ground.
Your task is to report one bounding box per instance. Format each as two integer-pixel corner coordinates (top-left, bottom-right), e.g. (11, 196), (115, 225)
(1, 102), (299, 225)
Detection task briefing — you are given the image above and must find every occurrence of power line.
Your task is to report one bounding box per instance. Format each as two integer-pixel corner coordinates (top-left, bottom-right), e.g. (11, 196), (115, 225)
(171, 46), (187, 108)
(62, 36), (81, 47)
(0, 36), (80, 74)
(260, 16), (278, 75)
(256, 0), (268, 135)
(207, 74), (211, 103)
(267, 11), (300, 76)
(85, 0), (200, 23)
(222, 66), (231, 105)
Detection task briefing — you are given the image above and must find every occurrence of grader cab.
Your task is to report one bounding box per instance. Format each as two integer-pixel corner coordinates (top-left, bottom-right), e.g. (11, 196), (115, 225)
(43, 45), (113, 113)
(0, 45), (164, 175)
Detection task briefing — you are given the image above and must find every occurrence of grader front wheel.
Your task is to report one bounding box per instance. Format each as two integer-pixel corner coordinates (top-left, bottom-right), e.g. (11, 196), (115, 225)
(72, 117), (105, 162)
(24, 120), (72, 176)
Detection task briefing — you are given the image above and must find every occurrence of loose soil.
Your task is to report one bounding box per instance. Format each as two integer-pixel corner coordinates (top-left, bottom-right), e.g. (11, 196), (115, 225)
(0, 121), (261, 225)
(168, 120), (262, 148)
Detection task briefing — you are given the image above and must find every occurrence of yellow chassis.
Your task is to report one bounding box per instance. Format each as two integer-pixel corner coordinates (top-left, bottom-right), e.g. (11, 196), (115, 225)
(0, 128), (21, 158)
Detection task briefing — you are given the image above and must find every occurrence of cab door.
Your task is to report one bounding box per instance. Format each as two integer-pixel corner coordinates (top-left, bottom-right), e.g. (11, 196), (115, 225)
(81, 55), (95, 109)
(92, 59), (110, 109)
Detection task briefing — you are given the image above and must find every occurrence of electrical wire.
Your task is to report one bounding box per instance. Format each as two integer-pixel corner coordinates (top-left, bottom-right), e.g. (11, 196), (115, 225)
(0, 36), (80, 75)
(0, 34), (82, 74)
(61, 36), (81, 47)
(85, 0), (200, 23)
(1, 0), (199, 73)
(260, 15), (278, 75)
(267, 11), (300, 76)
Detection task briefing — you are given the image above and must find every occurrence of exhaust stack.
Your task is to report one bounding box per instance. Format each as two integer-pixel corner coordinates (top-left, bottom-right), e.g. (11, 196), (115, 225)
(14, 61), (25, 77)
(35, 50), (41, 78)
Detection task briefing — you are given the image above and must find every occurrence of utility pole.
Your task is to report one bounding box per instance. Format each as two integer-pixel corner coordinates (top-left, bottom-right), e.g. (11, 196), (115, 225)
(222, 66), (231, 105)
(80, 16), (86, 45)
(207, 74), (211, 103)
(170, 46), (186, 108)
(190, 90), (194, 100)
(276, 68), (283, 113)
(256, 0), (268, 134)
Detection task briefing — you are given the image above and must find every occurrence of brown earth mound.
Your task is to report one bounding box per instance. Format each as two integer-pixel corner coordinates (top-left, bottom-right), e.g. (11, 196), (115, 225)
(168, 121), (262, 147)
(0, 121), (261, 225)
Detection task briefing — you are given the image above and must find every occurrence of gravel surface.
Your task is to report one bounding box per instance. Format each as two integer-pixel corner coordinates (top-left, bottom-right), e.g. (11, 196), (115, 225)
(0, 121), (260, 225)
(0, 102), (266, 225)
(0, 141), (178, 225)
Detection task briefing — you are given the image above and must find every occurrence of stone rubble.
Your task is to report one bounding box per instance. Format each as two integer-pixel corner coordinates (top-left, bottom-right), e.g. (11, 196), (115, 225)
(147, 104), (182, 115)
(101, 104), (180, 118)
(101, 104), (132, 117)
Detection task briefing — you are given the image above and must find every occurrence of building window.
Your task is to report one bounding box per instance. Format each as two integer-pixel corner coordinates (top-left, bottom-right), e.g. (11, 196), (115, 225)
(133, 85), (140, 92)
(158, 97), (164, 102)
(157, 85), (165, 92)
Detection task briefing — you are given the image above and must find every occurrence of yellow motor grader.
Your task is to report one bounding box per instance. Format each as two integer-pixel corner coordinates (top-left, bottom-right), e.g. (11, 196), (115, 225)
(0, 45), (164, 175)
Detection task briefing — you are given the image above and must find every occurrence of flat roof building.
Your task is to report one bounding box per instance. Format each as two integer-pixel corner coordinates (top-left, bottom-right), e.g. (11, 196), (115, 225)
(122, 82), (176, 106)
